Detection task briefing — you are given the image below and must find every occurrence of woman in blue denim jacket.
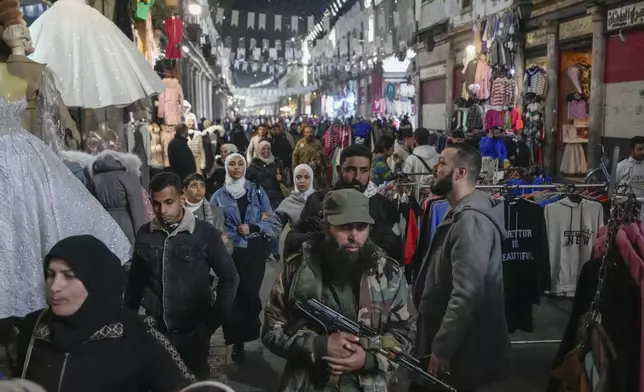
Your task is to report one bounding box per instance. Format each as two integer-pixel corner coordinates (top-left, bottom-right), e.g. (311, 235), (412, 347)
(210, 152), (281, 360)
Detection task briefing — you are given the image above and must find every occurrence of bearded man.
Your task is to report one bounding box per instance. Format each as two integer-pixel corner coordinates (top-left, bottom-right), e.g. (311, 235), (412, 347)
(262, 189), (416, 392)
(284, 144), (401, 260)
(411, 143), (509, 392)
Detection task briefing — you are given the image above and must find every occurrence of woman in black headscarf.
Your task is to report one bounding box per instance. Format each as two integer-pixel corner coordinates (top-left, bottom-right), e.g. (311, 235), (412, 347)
(14, 235), (196, 391)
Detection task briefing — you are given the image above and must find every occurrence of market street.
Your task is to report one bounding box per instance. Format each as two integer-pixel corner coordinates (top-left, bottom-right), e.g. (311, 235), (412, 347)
(207, 259), (571, 392)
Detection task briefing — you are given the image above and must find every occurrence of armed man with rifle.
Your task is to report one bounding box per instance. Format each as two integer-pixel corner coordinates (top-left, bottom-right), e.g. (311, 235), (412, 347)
(262, 188), (418, 392)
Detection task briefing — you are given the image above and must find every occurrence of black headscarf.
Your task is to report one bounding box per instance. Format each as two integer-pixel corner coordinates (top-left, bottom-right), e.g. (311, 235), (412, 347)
(43, 235), (125, 352)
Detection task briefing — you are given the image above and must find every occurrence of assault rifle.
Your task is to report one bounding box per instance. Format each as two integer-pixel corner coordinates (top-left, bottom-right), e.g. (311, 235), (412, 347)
(293, 298), (457, 392)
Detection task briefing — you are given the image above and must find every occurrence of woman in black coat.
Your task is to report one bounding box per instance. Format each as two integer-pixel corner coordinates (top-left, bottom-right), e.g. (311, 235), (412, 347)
(14, 235), (195, 392)
(245, 140), (285, 210)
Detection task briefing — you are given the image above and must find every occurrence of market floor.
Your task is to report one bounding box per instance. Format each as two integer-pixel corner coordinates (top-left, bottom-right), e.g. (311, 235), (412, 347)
(208, 262), (573, 392)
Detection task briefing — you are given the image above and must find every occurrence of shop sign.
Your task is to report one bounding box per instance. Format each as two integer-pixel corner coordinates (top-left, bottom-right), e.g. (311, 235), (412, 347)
(525, 28), (547, 48)
(607, 1), (644, 31)
(559, 15), (593, 41)
(419, 64), (446, 81)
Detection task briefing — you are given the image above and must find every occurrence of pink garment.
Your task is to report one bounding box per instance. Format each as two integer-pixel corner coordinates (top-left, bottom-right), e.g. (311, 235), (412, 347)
(474, 61), (491, 100)
(158, 78), (184, 126)
(484, 109), (504, 130)
(568, 98), (587, 120)
(616, 223), (644, 392)
(593, 226), (608, 258)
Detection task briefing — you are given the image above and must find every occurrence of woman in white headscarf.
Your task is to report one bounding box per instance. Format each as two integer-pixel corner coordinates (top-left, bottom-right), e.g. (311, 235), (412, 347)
(209, 153), (281, 362)
(275, 164), (315, 226)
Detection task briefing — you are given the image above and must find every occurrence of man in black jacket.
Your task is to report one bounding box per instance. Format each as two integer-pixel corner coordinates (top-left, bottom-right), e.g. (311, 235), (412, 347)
(168, 123), (197, 181)
(284, 144), (401, 260)
(125, 172), (240, 380)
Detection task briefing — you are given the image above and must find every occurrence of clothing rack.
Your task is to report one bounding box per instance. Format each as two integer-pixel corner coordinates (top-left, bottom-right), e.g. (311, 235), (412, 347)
(475, 183), (607, 189)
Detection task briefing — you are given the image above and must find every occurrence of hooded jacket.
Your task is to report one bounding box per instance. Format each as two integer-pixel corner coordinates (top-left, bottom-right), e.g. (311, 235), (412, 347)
(413, 190), (510, 390)
(88, 150), (148, 244)
(479, 136), (508, 161)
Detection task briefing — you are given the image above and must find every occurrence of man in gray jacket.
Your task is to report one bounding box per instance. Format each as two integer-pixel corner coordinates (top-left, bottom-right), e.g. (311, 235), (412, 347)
(412, 144), (509, 392)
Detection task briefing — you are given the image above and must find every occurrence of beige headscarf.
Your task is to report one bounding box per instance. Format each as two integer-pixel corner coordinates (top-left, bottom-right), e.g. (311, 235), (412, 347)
(256, 140), (275, 164)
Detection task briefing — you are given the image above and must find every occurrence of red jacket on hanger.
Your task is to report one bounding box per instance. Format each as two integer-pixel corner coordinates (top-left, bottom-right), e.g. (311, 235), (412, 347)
(165, 16), (183, 59)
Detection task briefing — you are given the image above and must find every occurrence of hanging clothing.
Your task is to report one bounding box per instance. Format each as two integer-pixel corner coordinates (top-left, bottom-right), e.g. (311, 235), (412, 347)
(187, 131), (206, 174)
(28, 0), (164, 109)
(544, 198), (604, 295)
(474, 60), (492, 100)
(567, 94), (588, 120)
(158, 78), (184, 126)
(560, 143), (588, 176)
(524, 66), (547, 97)
(502, 199), (550, 333)
(165, 16), (183, 59)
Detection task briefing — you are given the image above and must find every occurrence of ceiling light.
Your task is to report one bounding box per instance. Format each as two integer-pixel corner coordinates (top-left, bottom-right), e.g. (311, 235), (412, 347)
(182, 45), (189, 53)
(188, 3), (202, 16)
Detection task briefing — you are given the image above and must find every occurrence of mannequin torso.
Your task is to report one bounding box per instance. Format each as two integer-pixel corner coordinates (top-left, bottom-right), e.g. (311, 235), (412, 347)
(0, 63), (28, 102)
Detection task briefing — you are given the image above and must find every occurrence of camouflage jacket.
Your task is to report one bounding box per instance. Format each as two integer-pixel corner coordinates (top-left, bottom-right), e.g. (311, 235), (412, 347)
(262, 238), (417, 392)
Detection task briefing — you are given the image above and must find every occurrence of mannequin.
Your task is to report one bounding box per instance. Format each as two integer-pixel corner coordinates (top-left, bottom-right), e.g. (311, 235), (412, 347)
(0, 0), (132, 323)
(1, 21), (80, 150)
(0, 63), (27, 101)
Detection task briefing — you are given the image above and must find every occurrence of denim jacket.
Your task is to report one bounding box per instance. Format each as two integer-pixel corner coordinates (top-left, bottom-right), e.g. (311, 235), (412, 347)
(210, 181), (282, 248)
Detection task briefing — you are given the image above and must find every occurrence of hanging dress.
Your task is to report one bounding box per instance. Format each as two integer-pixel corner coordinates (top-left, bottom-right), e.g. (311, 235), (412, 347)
(28, 0), (164, 109)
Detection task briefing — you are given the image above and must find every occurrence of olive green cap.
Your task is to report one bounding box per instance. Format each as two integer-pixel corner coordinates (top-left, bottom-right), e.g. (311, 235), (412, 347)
(323, 189), (375, 226)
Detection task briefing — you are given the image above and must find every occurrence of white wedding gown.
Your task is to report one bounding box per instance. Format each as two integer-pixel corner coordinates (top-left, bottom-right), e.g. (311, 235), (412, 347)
(28, 0), (164, 109)
(0, 97), (131, 318)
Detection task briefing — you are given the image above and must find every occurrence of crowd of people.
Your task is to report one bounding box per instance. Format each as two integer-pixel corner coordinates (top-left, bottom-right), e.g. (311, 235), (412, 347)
(4, 104), (521, 392)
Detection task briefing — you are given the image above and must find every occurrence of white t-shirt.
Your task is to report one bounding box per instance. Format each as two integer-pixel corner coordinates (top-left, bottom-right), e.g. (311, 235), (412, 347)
(616, 157), (644, 197)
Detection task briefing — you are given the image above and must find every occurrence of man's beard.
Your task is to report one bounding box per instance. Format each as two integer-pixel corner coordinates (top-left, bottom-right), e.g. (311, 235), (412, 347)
(336, 179), (367, 193)
(323, 236), (372, 278)
(430, 170), (454, 196)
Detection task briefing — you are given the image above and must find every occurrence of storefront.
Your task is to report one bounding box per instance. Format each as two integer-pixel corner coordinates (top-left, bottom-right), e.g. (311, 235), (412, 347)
(447, 6), (523, 147)
(523, 9), (600, 174)
(380, 52), (416, 121)
(416, 42), (449, 131)
(603, 1), (644, 158)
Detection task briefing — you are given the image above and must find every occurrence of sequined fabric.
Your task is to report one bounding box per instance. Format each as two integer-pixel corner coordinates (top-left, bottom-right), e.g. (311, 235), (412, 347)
(28, 0), (164, 109)
(37, 67), (67, 154)
(0, 97), (131, 318)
